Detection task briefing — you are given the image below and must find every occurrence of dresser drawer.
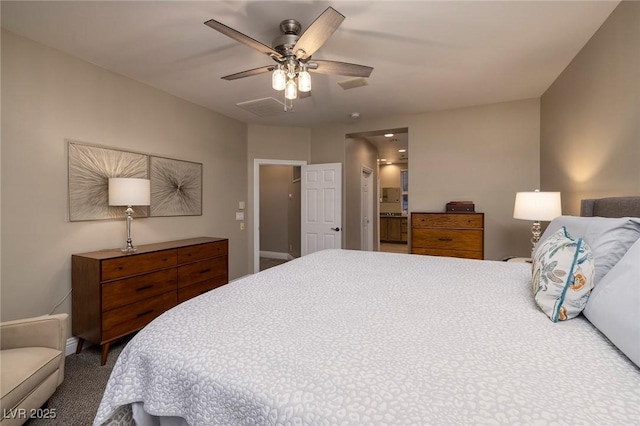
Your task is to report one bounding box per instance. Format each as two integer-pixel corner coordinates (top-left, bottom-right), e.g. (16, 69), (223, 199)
(177, 276), (228, 303)
(411, 247), (484, 260)
(178, 257), (227, 287)
(102, 250), (177, 281)
(412, 228), (483, 251)
(178, 241), (227, 264)
(102, 291), (177, 341)
(412, 213), (483, 229)
(102, 269), (177, 312)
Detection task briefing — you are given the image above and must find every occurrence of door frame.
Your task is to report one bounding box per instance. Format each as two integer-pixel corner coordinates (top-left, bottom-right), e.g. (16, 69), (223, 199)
(253, 159), (307, 273)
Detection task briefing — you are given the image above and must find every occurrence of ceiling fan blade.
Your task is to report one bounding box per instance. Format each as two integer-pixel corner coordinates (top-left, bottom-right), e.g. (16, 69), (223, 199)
(294, 7), (345, 59)
(205, 19), (283, 60)
(222, 65), (275, 81)
(308, 60), (373, 78)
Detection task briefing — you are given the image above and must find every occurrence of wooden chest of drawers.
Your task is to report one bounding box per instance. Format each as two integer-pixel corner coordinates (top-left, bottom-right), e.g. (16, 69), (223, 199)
(72, 237), (228, 364)
(410, 212), (484, 260)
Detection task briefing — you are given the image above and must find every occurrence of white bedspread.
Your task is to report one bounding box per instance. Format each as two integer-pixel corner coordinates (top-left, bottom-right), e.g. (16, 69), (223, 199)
(95, 249), (640, 425)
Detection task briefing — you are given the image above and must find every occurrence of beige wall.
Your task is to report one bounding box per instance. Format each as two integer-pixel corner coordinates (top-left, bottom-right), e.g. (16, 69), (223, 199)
(311, 98), (541, 260)
(1, 31), (248, 324)
(540, 1), (640, 215)
(344, 137), (378, 250)
(259, 165), (291, 254)
(247, 125), (310, 270)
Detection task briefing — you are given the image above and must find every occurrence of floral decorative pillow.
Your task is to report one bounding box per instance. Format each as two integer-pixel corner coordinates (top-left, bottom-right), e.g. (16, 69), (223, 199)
(532, 227), (595, 322)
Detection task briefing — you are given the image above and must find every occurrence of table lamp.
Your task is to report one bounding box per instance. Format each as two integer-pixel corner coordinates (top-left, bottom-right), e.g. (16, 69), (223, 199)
(513, 190), (562, 252)
(109, 178), (151, 252)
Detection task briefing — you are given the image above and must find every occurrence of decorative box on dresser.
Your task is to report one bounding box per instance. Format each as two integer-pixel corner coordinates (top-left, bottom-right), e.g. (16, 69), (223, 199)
(72, 237), (228, 365)
(410, 212), (484, 260)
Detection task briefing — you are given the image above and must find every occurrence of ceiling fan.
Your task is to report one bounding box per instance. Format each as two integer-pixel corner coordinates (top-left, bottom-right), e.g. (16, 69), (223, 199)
(204, 7), (373, 107)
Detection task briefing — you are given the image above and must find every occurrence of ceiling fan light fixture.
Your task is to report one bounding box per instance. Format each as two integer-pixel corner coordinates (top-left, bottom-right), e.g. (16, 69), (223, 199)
(205, 7), (373, 114)
(298, 69), (311, 92)
(285, 78), (298, 100)
(272, 67), (286, 91)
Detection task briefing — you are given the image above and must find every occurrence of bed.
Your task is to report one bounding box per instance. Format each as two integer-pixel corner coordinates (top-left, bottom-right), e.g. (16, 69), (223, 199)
(95, 197), (640, 426)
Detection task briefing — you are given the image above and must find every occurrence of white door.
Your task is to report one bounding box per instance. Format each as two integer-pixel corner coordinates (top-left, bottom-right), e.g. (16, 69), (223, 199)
(301, 163), (342, 256)
(361, 167), (374, 251)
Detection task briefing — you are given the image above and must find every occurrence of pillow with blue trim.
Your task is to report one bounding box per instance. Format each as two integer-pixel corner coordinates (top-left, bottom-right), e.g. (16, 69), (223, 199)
(532, 227), (595, 322)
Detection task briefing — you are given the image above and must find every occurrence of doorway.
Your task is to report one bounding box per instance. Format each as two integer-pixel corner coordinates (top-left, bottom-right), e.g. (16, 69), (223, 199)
(253, 159), (307, 273)
(345, 128), (409, 254)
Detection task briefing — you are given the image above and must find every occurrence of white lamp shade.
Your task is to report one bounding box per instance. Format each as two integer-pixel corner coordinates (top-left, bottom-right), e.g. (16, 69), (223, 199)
(109, 178), (151, 206)
(297, 70), (311, 92)
(272, 68), (286, 91)
(513, 191), (562, 221)
(285, 78), (297, 100)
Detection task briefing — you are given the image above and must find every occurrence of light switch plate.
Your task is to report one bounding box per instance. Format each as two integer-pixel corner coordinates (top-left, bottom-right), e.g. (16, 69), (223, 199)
(235, 211), (244, 221)
(239, 201), (245, 210)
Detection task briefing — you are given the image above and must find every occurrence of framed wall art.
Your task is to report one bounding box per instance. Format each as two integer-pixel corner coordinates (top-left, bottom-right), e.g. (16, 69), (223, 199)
(149, 156), (203, 217)
(68, 140), (149, 221)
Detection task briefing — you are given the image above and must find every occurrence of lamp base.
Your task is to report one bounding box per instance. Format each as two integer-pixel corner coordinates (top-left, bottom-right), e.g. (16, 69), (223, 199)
(121, 207), (137, 252)
(121, 239), (137, 252)
(530, 220), (542, 254)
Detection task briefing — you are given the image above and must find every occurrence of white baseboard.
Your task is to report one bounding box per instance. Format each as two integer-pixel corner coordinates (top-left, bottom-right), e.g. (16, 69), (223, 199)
(260, 250), (290, 260)
(65, 337), (78, 356)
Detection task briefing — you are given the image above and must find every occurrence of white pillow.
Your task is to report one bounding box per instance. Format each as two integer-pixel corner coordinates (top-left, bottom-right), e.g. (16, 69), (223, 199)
(532, 227), (595, 322)
(583, 239), (640, 367)
(540, 216), (640, 285)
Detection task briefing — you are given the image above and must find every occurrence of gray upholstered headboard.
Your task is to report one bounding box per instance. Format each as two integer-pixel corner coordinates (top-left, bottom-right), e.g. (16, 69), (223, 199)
(580, 196), (640, 218)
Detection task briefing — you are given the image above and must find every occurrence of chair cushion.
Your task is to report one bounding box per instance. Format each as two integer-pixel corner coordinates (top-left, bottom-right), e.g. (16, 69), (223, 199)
(0, 347), (61, 412)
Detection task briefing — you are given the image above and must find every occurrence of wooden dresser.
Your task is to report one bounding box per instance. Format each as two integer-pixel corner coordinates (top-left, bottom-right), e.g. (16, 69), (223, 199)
(410, 212), (484, 259)
(72, 237), (228, 365)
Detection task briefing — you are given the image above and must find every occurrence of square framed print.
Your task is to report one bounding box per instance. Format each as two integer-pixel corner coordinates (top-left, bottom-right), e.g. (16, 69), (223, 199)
(68, 140), (149, 221)
(149, 156), (202, 217)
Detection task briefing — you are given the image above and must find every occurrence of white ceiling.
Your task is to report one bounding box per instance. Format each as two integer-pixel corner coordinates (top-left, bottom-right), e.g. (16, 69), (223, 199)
(1, 1), (618, 128)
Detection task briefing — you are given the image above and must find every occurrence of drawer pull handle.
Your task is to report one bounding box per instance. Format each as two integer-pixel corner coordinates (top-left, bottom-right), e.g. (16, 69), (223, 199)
(136, 309), (153, 318)
(136, 285), (153, 292)
(200, 268), (211, 274)
(438, 238), (453, 242)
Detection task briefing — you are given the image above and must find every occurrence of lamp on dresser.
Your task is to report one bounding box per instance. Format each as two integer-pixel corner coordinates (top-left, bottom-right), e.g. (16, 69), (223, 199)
(108, 177), (150, 252)
(513, 189), (562, 252)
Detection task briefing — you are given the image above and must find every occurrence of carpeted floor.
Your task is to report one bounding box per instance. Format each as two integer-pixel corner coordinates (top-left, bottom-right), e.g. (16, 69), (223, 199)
(26, 339), (129, 426)
(260, 256), (289, 271)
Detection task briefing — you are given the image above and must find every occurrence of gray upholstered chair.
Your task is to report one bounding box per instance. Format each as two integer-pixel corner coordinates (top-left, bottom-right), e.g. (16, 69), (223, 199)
(0, 314), (67, 426)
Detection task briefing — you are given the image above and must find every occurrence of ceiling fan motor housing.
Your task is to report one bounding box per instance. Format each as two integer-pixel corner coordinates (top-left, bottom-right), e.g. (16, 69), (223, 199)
(273, 19), (302, 56)
(272, 33), (299, 56)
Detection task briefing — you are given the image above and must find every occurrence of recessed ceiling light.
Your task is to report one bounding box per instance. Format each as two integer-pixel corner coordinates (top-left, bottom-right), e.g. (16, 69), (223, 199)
(398, 149), (406, 153)
(384, 133), (394, 137)
(380, 158), (387, 162)
(386, 161), (393, 165)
